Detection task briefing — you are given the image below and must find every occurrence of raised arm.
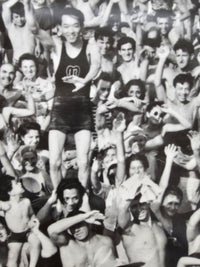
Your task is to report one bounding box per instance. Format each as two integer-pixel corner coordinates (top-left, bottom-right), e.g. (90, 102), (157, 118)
(187, 131), (200, 172)
(3, 93), (35, 121)
(112, 113), (126, 187)
(48, 210), (104, 244)
(154, 46), (170, 102)
(187, 208), (200, 243)
(2, 0), (19, 26)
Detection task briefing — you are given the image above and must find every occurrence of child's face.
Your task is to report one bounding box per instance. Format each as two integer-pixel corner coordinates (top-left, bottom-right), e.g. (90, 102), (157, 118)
(21, 60), (37, 80)
(127, 85), (141, 99)
(129, 160), (145, 179)
(12, 13), (26, 27)
(9, 181), (24, 197)
(97, 80), (111, 101)
(175, 49), (190, 70)
(22, 130), (40, 148)
(97, 36), (111, 56)
(175, 82), (190, 103)
(119, 42), (134, 62)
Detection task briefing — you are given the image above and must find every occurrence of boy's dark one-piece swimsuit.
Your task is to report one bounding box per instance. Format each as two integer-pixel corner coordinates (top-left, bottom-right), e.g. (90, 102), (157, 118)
(50, 40), (92, 133)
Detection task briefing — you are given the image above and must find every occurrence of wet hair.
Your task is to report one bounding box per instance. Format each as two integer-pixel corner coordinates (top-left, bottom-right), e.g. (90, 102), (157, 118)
(94, 26), (114, 46)
(162, 186), (183, 204)
(0, 175), (15, 201)
(56, 178), (85, 208)
(126, 154), (149, 176)
(11, 2), (25, 17)
(124, 79), (145, 100)
(146, 101), (164, 113)
(17, 121), (41, 138)
(117, 37), (135, 51)
(173, 73), (193, 89)
(57, 7), (84, 27)
(18, 53), (38, 71)
(173, 38), (194, 55)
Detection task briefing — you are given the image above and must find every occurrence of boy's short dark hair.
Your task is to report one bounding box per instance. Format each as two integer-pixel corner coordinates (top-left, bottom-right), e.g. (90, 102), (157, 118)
(11, 2), (25, 17)
(56, 178), (85, 207)
(173, 38), (194, 55)
(173, 73), (193, 89)
(94, 26), (114, 46)
(17, 121), (41, 137)
(58, 7), (84, 27)
(117, 37), (135, 51)
(162, 186), (183, 204)
(18, 53), (38, 70)
(124, 79), (146, 100)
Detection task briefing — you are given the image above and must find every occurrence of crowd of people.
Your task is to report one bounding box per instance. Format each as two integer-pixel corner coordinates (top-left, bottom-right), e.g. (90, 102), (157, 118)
(0, 0), (200, 266)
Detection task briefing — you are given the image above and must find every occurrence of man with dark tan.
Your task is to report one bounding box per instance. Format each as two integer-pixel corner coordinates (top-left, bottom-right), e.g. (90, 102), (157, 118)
(117, 192), (167, 267)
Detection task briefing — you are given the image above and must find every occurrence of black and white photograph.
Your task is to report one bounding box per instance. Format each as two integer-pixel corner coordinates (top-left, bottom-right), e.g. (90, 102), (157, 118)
(0, 0), (199, 266)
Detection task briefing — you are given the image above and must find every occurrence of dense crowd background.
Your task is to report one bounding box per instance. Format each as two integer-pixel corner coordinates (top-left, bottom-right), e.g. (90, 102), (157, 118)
(0, 0), (200, 266)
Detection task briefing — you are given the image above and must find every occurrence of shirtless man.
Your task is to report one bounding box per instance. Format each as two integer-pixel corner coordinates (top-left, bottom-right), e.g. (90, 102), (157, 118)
(47, 210), (118, 267)
(117, 37), (140, 85)
(0, 63), (21, 105)
(2, 0), (38, 63)
(155, 40), (195, 101)
(47, 7), (100, 189)
(117, 193), (167, 267)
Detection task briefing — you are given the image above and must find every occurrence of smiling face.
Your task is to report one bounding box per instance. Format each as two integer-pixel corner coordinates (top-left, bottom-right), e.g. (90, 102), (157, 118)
(0, 64), (15, 88)
(130, 201), (150, 222)
(127, 85), (142, 99)
(60, 15), (81, 44)
(70, 222), (89, 241)
(119, 42), (134, 62)
(129, 160), (145, 179)
(22, 130), (40, 149)
(162, 194), (181, 217)
(63, 188), (80, 213)
(97, 36), (111, 56)
(12, 12), (26, 27)
(21, 59), (37, 80)
(175, 82), (191, 103)
(157, 17), (170, 36)
(102, 147), (116, 169)
(97, 79), (111, 101)
(175, 49), (191, 70)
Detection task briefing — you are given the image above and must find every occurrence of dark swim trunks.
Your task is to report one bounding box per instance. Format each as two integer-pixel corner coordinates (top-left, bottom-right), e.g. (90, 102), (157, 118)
(7, 230), (28, 243)
(49, 95), (92, 134)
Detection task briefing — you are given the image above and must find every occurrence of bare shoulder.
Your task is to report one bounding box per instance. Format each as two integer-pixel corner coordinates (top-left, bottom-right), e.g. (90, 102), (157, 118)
(95, 234), (113, 247)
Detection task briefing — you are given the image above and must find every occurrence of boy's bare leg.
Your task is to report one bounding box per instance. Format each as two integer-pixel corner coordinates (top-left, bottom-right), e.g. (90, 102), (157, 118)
(27, 233), (41, 267)
(74, 129), (91, 188)
(7, 243), (23, 267)
(49, 130), (67, 189)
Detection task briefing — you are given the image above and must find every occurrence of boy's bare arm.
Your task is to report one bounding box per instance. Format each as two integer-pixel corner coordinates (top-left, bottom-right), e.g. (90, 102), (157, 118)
(2, 0), (19, 26)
